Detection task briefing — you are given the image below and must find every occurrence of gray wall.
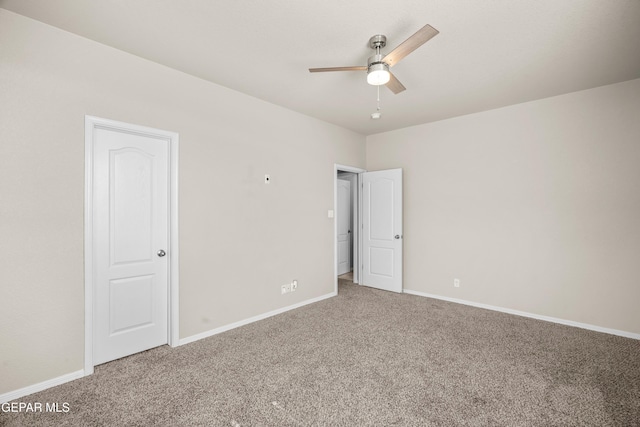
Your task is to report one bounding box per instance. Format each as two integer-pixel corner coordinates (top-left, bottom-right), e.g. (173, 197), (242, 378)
(367, 78), (640, 335)
(0, 10), (365, 394)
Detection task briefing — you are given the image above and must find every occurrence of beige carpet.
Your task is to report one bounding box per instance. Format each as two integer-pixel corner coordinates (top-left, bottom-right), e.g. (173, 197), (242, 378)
(2, 279), (639, 426)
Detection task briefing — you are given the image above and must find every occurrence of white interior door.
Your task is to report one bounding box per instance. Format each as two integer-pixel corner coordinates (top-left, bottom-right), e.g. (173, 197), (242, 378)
(361, 169), (403, 293)
(337, 178), (351, 276)
(92, 126), (169, 365)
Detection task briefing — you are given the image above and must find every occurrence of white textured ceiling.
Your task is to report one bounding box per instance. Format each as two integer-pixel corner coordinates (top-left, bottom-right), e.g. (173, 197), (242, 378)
(2, 0), (639, 135)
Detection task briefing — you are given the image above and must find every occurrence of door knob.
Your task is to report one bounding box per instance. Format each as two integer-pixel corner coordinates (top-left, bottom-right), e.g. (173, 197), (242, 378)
(394, 235), (401, 239)
(157, 249), (166, 257)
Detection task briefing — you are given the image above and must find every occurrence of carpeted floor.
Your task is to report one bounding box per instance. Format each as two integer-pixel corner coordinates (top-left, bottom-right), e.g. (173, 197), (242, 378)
(2, 279), (639, 426)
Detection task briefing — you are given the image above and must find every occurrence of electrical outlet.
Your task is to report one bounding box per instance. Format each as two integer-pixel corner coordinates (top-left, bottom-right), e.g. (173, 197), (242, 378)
(454, 278), (460, 288)
(281, 283), (291, 294)
(291, 280), (298, 291)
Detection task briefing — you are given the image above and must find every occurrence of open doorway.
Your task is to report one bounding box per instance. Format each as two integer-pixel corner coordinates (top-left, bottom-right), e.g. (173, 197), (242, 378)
(334, 164), (365, 294)
(334, 164), (404, 295)
(337, 172), (355, 277)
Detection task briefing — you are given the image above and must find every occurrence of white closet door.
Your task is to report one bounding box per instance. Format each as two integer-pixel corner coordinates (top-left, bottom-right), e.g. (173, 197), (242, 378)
(93, 126), (169, 364)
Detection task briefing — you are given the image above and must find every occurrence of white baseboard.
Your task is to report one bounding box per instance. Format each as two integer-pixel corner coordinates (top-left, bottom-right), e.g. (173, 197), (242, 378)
(179, 291), (337, 346)
(0, 369), (85, 404)
(403, 289), (640, 340)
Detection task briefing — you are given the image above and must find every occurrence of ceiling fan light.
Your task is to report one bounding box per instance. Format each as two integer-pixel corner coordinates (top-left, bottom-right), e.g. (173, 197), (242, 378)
(367, 63), (390, 86)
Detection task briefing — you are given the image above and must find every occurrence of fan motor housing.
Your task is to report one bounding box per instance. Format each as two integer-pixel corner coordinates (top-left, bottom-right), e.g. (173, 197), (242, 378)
(368, 54), (388, 71)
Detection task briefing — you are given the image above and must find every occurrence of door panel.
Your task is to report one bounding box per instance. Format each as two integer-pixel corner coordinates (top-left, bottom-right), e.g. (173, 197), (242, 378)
(111, 149), (154, 264)
(369, 178), (394, 240)
(93, 127), (169, 365)
(362, 169), (402, 293)
(370, 247), (394, 277)
(337, 178), (351, 275)
(109, 275), (154, 334)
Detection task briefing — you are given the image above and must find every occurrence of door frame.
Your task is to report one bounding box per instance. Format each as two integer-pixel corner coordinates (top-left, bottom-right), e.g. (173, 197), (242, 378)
(334, 164), (365, 294)
(84, 115), (180, 375)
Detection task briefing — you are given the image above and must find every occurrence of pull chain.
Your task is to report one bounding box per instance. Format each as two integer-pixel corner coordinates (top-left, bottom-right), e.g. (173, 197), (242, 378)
(371, 84), (382, 119)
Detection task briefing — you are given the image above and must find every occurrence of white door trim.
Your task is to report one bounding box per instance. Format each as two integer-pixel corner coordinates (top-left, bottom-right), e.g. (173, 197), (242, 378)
(84, 115), (179, 375)
(334, 164), (366, 294)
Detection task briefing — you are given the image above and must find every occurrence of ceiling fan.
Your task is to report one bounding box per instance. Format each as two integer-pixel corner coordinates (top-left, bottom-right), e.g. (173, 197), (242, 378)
(309, 24), (439, 94)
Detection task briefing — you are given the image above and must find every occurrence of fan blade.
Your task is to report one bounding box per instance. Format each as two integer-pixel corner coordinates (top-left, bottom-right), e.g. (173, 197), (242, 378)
(385, 73), (406, 94)
(309, 66), (367, 73)
(382, 24), (439, 67)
